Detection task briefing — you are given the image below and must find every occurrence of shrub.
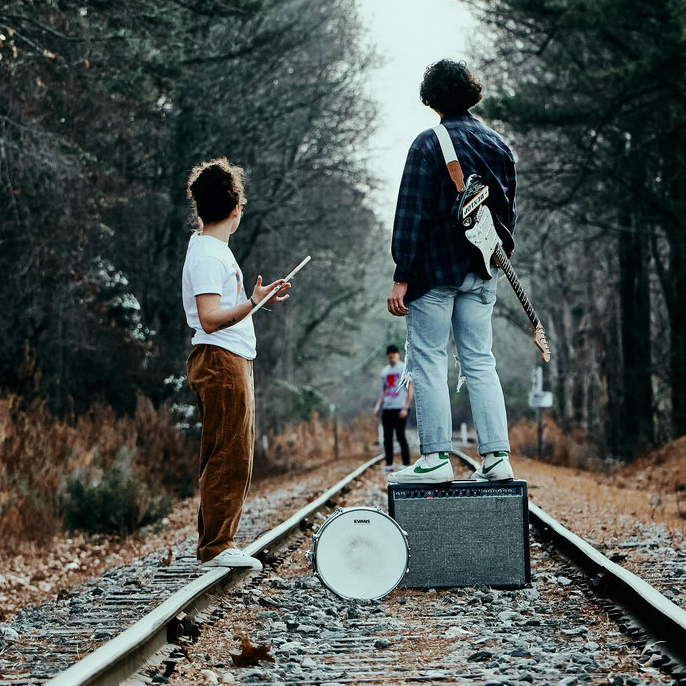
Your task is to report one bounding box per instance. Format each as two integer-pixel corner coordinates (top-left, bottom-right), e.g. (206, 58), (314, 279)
(0, 390), (193, 548)
(60, 447), (171, 535)
(133, 392), (196, 498)
(509, 416), (605, 471)
(253, 412), (377, 480)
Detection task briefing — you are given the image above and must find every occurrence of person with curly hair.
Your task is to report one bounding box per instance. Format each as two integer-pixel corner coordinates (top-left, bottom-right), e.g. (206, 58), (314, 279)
(182, 157), (291, 568)
(386, 60), (517, 485)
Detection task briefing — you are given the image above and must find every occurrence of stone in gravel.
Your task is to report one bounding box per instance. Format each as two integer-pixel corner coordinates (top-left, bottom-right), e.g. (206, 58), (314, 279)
(497, 610), (520, 622)
(467, 649), (494, 662)
(200, 669), (219, 684)
(256, 610), (278, 620)
(0, 625), (19, 645)
(510, 647), (531, 657)
(522, 587), (540, 601)
(275, 640), (307, 654)
(346, 605), (360, 619)
(556, 576), (573, 586)
(374, 638), (389, 649)
(444, 626), (473, 638)
(561, 626), (588, 636)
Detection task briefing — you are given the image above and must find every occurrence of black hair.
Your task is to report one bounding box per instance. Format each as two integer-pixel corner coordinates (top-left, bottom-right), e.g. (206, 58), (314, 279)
(419, 59), (483, 115)
(186, 157), (245, 225)
(386, 345), (400, 355)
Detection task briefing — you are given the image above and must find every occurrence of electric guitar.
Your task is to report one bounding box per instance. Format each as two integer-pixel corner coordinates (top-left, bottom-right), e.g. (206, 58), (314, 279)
(454, 175), (552, 363)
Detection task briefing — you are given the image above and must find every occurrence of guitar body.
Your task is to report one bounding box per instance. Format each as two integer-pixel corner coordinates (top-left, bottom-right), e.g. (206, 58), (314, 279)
(464, 206), (508, 280)
(452, 174), (514, 280)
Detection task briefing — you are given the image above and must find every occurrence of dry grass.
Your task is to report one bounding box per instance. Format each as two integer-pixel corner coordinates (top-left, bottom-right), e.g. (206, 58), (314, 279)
(0, 398), (377, 552)
(0, 392), (195, 550)
(509, 416), (605, 471)
(255, 413), (377, 479)
(509, 416), (686, 530)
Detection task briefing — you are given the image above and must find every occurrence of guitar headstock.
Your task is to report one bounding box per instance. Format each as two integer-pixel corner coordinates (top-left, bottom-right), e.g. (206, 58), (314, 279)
(533, 325), (551, 363)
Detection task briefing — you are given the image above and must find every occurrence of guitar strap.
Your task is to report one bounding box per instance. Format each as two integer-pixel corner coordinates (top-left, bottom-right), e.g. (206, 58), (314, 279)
(433, 124), (465, 193)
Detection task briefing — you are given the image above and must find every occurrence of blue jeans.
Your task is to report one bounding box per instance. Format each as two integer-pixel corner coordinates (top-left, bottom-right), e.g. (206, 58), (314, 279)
(405, 268), (509, 456)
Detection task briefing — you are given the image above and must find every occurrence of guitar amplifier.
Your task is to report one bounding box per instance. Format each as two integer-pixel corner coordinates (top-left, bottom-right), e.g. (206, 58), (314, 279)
(388, 480), (531, 589)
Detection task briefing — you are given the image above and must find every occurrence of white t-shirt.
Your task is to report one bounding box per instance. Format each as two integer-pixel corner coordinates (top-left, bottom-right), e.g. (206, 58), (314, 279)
(182, 232), (256, 360)
(380, 362), (408, 410)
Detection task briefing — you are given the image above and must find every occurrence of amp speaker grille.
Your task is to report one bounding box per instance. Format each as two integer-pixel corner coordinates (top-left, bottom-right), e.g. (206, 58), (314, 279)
(388, 480), (531, 589)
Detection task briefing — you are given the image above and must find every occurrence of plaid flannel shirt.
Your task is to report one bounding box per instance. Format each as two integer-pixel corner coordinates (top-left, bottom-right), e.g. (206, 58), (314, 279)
(391, 113), (517, 303)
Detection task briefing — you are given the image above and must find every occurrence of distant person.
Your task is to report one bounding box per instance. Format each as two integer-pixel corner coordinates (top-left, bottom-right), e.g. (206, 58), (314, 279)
(182, 157), (291, 569)
(375, 344), (413, 471)
(386, 60), (515, 484)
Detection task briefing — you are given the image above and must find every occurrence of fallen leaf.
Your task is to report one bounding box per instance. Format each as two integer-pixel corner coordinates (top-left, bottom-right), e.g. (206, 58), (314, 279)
(229, 636), (275, 667)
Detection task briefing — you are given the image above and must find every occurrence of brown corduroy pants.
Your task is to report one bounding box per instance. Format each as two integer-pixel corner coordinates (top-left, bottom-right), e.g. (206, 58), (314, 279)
(186, 344), (255, 563)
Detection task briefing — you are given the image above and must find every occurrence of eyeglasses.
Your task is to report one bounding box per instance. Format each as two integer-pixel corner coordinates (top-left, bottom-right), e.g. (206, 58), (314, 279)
(240, 201), (247, 212)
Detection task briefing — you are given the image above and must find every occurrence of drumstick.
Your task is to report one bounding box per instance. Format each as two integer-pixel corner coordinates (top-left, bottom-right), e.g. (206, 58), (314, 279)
(247, 255), (311, 317)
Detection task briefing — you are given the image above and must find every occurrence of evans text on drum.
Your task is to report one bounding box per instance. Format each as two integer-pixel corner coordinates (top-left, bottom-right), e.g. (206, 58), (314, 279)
(307, 506), (409, 600)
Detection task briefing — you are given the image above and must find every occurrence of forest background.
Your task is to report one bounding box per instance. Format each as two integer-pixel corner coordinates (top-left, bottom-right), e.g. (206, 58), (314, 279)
(1, 0), (685, 541)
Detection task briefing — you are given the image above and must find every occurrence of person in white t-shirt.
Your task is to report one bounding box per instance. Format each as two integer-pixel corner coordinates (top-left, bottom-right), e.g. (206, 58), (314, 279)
(374, 344), (413, 471)
(182, 157), (290, 570)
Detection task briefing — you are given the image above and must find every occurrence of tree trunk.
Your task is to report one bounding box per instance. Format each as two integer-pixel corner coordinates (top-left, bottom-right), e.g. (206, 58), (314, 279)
(617, 225), (653, 456)
(666, 238), (686, 437)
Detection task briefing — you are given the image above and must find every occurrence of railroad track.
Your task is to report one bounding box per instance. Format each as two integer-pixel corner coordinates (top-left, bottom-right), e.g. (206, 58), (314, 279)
(0, 451), (684, 686)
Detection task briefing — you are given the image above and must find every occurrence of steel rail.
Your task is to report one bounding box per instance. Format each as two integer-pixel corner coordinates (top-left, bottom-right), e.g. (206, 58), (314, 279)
(45, 453), (384, 686)
(452, 448), (686, 665)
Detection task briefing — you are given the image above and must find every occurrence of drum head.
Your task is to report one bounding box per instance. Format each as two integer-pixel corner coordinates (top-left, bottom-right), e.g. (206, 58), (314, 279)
(313, 507), (408, 600)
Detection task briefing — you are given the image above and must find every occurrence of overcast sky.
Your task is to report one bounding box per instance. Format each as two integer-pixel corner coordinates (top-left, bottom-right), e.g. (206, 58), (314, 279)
(354, 0), (477, 226)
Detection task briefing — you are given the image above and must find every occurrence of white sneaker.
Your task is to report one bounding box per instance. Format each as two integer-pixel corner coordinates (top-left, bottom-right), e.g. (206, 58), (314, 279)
(202, 548), (263, 570)
(387, 453), (454, 484)
(471, 452), (514, 482)
(382, 464), (395, 472)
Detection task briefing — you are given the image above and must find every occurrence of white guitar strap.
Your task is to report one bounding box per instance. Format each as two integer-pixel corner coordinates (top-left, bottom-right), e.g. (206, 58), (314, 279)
(433, 124), (465, 193)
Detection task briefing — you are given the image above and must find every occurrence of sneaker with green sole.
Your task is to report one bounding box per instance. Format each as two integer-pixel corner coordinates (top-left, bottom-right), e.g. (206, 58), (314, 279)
(386, 453), (454, 484)
(471, 451), (514, 482)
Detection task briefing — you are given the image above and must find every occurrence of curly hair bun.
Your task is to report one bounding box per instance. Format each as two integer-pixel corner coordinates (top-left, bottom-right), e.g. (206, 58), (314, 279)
(419, 59), (483, 115)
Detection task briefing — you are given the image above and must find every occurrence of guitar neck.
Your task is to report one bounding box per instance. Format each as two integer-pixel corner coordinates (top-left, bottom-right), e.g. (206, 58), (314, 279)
(493, 245), (542, 330)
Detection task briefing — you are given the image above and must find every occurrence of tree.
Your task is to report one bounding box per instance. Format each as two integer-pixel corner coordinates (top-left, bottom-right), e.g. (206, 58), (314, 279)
(471, 0), (686, 456)
(0, 0), (384, 429)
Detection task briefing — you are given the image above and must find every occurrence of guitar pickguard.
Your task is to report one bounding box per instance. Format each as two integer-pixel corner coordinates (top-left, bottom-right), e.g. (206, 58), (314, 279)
(464, 206), (500, 280)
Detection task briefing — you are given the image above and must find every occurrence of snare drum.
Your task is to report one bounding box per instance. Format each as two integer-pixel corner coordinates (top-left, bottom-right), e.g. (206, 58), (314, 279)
(307, 506), (409, 600)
